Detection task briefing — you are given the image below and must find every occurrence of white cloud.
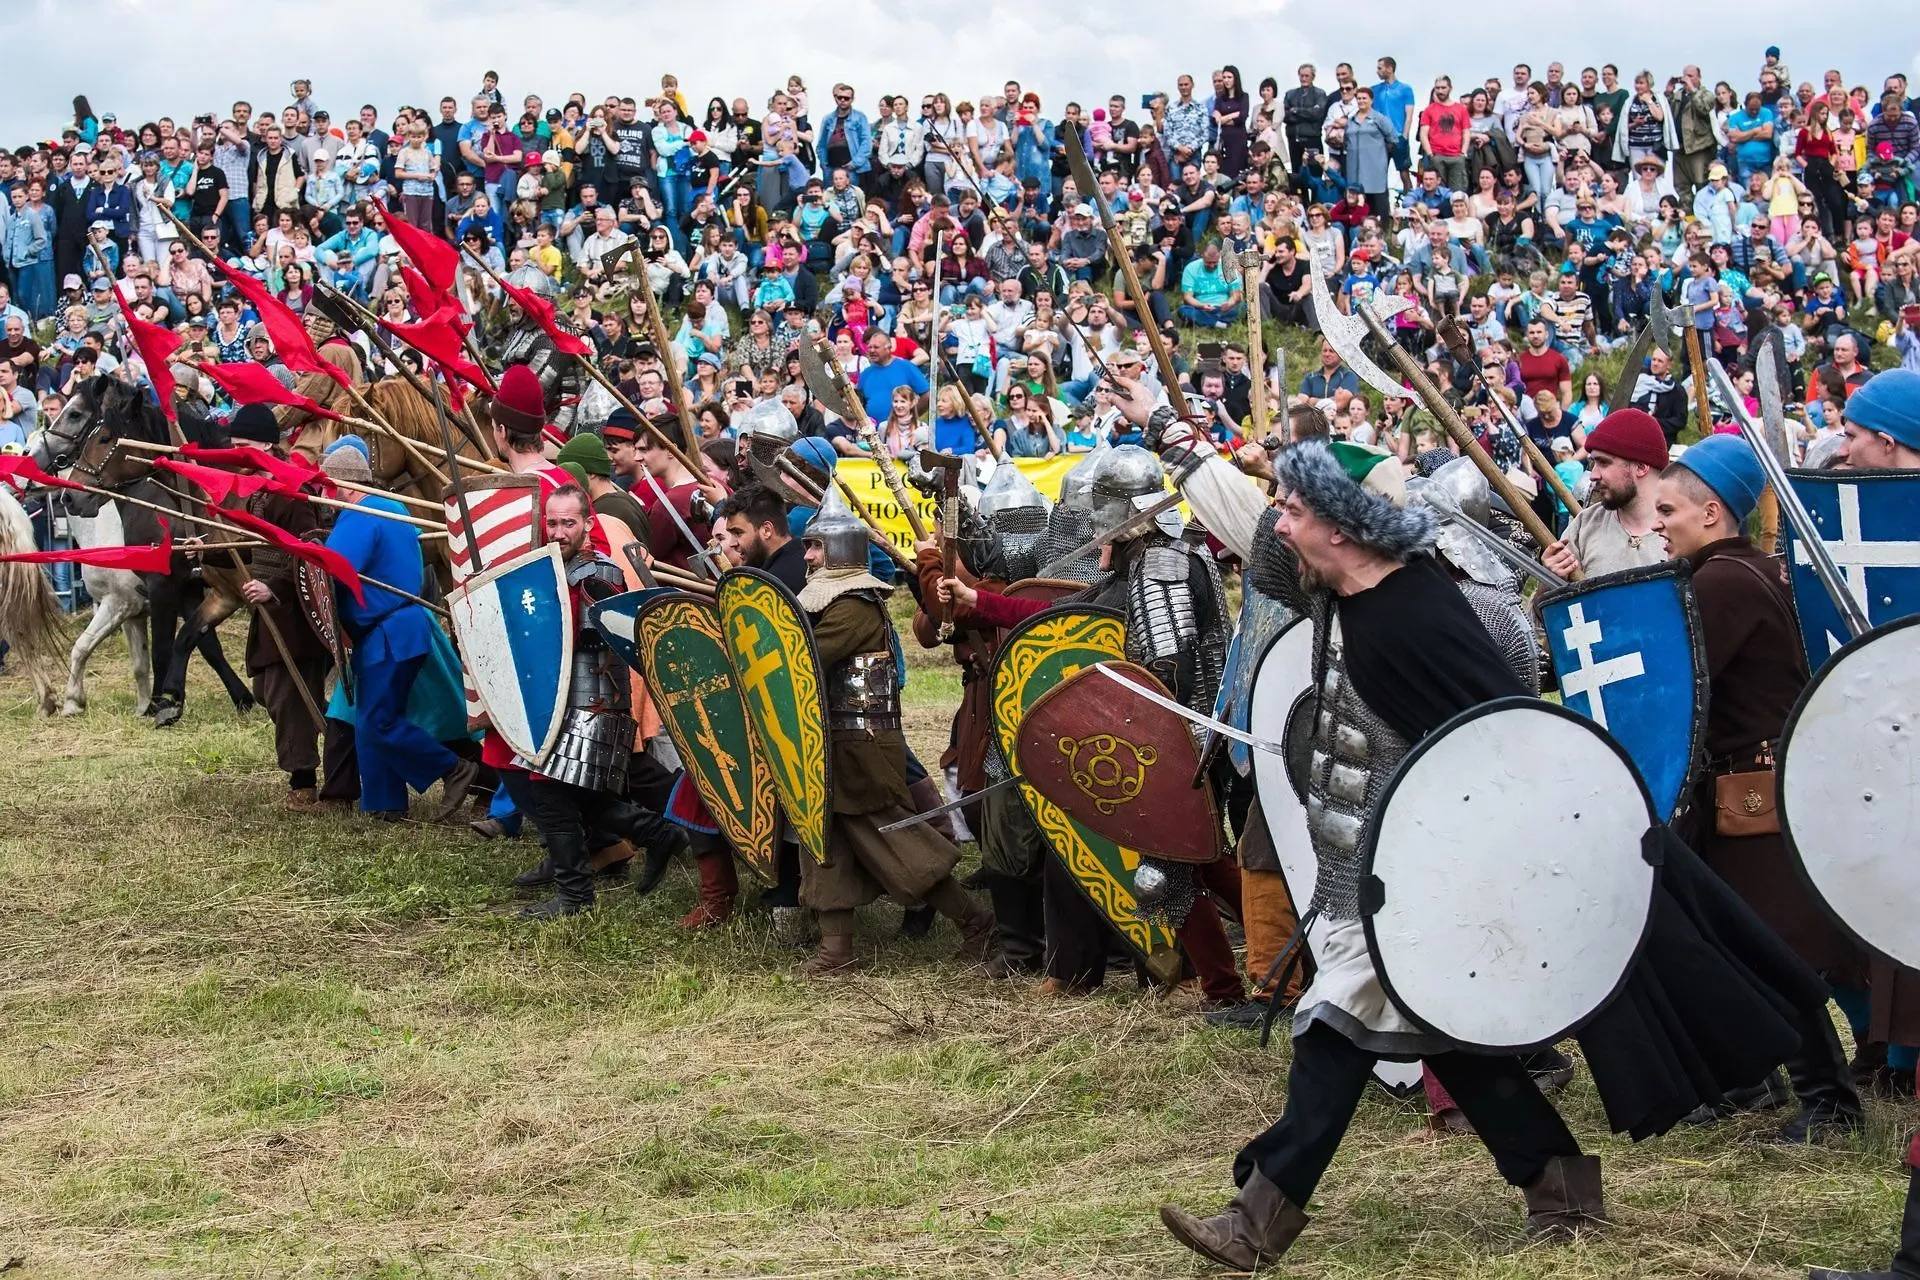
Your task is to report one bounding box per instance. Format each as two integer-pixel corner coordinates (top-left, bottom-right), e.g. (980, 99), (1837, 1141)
(1, 0), (1914, 145)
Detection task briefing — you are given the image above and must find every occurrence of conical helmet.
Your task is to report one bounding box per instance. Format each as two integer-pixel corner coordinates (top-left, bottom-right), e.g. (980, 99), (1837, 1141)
(802, 479), (869, 571)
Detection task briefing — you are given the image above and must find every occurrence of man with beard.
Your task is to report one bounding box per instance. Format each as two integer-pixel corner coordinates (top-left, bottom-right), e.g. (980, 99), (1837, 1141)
(718, 483), (805, 589)
(1542, 408), (1670, 579)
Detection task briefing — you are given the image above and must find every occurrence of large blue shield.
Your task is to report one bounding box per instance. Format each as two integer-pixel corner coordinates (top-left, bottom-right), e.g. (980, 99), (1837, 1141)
(447, 544), (573, 765)
(1783, 470), (1920, 669)
(1538, 563), (1705, 820)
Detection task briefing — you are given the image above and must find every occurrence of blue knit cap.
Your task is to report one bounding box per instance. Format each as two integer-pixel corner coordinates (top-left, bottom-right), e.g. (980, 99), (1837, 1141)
(324, 434), (372, 462)
(1674, 433), (1765, 525)
(1844, 369), (1920, 452)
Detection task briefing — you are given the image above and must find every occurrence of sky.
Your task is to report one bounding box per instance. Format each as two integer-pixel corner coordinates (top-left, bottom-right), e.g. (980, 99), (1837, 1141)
(1, 0), (1916, 147)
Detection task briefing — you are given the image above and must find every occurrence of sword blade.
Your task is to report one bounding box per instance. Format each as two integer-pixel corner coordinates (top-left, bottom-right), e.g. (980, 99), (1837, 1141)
(877, 776), (1017, 832)
(641, 470), (718, 582)
(1094, 663), (1289, 756)
(1421, 489), (1568, 589)
(1034, 488), (1185, 578)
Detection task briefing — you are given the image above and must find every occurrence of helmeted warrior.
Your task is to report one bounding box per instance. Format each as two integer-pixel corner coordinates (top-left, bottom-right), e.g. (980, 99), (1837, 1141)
(970, 460), (1052, 582)
(1406, 454), (1539, 688)
(492, 265), (602, 432)
(794, 484), (999, 974)
(1028, 441), (1106, 583)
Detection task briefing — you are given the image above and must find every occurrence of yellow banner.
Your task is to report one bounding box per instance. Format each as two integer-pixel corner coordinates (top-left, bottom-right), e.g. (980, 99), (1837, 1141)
(835, 458), (1086, 554)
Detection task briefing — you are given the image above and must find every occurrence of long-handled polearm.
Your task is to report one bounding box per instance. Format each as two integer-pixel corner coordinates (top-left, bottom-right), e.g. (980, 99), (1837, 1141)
(1062, 125), (1187, 406)
(796, 335), (932, 542)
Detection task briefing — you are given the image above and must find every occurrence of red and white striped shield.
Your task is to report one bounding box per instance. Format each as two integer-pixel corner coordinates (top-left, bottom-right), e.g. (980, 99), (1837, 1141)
(444, 474), (546, 723)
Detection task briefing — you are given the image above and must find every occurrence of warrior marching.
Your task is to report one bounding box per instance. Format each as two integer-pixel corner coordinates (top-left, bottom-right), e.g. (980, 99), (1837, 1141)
(12, 242), (1920, 1278)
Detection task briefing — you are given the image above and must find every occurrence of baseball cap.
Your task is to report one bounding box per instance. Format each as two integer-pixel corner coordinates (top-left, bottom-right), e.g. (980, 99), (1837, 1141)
(1073, 202), (1094, 217)
(689, 130), (706, 143)
(525, 151), (544, 165)
(1707, 162), (1729, 180)
(61, 274), (81, 290)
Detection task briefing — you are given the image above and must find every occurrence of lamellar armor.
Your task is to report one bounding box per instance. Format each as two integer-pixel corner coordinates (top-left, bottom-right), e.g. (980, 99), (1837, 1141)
(541, 553), (636, 792)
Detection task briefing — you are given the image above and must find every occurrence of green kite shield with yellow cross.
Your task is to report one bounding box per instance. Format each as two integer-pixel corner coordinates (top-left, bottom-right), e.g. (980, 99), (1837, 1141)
(718, 568), (832, 864)
(993, 606), (1181, 983)
(631, 593), (782, 882)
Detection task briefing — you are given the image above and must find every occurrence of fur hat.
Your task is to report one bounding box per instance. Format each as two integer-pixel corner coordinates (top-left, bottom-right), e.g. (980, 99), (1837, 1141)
(491, 364), (546, 436)
(1274, 440), (1434, 559)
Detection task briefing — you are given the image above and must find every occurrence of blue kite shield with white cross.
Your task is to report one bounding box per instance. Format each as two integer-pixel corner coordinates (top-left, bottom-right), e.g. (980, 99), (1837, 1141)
(1782, 470), (1920, 670)
(1537, 563), (1706, 820)
(447, 544), (574, 766)
(585, 586), (684, 675)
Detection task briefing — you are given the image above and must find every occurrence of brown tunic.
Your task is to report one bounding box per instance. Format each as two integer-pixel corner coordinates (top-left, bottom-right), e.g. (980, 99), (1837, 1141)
(1680, 537), (1865, 983)
(239, 486), (327, 675)
(911, 546), (999, 792)
(799, 590), (959, 912)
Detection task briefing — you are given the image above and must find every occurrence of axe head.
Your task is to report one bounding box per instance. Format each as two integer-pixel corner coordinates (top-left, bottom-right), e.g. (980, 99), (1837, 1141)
(919, 448), (964, 475)
(797, 339), (857, 422)
(1646, 290), (1682, 356)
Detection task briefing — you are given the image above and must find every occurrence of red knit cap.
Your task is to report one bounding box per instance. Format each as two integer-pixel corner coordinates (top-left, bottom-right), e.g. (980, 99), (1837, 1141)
(491, 364), (546, 435)
(1582, 408), (1670, 470)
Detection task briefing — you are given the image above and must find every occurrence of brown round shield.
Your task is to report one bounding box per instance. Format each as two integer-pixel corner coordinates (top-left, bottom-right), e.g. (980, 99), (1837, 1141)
(1015, 661), (1224, 864)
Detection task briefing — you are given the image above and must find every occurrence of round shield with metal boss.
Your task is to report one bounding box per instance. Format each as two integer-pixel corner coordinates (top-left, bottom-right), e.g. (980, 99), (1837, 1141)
(1778, 616), (1920, 971)
(1361, 697), (1657, 1052)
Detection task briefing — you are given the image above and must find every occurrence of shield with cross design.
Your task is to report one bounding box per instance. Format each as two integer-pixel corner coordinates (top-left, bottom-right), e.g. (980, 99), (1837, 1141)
(717, 567), (832, 864)
(1783, 470), (1920, 670)
(1537, 562), (1706, 821)
(445, 543), (573, 767)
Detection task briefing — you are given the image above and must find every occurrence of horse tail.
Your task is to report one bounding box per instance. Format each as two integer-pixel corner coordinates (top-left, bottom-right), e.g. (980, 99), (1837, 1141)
(0, 491), (69, 709)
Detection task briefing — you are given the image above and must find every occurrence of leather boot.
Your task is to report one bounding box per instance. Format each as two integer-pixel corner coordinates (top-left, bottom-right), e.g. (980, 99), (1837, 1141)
(512, 854), (555, 890)
(925, 876), (998, 965)
(1158, 1170), (1310, 1271)
(627, 820), (688, 897)
(1772, 1013), (1867, 1146)
(521, 832), (594, 920)
(1810, 1167), (1920, 1278)
(283, 786), (321, 812)
(589, 840), (636, 876)
(679, 849), (739, 930)
(1520, 1154), (1606, 1242)
(430, 758), (482, 822)
(800, 930), (866, 977)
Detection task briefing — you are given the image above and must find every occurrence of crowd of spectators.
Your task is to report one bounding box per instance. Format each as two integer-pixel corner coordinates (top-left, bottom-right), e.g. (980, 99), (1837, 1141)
(1, 53), (1917, 474)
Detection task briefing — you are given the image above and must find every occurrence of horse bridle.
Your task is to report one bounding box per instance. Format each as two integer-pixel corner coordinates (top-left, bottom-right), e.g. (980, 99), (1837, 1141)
(39, 387), (116, 485)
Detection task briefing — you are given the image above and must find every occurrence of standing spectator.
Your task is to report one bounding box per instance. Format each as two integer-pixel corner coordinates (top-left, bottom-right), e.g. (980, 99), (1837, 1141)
(1420, 77), (1471, 193)
(1726, 91), (1779, 184)
(1282, 65), (1331, 173)
(1212, 67), (1251, 177)
(1371, 56), (1417, 190)
(1667, 66), (1720, 205)
(1165, 76), (1209, 176)
(1343, 87), (1399, 221)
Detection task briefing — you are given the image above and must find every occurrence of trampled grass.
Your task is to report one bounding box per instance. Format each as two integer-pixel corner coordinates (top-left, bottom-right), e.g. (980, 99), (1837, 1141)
(0, 625), (1912, 1278)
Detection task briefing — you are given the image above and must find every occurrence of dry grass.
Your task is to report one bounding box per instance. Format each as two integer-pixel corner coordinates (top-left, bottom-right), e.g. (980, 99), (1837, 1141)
(0, 624), (1912, 1279)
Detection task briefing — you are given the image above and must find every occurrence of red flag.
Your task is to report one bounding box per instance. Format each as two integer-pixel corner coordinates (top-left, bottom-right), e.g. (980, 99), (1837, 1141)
(152, 456), (272, 504)
(377, 197), (459, 298)
(218, 505), (366, 605)
(0, 517), (173, 574)
(0, 455), (90, 492)
(399, 265), (446, 320)
(180, 443), (336, 496)
(382, 312), (496, 393)
(114, 291), (183, 424)
(195, 361), (342, 421)
(212, 261), (352, 391)
(496, 275), (592, 357)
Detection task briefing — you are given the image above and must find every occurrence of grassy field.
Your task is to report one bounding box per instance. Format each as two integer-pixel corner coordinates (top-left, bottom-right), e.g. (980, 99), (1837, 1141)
(1, 610), (1915, 1280)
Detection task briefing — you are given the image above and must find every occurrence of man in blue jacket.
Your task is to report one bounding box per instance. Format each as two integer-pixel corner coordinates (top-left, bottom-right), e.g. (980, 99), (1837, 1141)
(320, 437), (479, 819)
(819, 85), (872, 178)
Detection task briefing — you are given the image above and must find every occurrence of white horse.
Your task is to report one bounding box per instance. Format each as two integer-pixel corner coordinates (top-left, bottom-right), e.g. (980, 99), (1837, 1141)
(0, 484), (64, 715)
(58, 499), (152, 715)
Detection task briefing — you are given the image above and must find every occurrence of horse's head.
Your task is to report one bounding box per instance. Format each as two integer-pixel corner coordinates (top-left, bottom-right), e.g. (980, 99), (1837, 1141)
(36, 374), (163, 500)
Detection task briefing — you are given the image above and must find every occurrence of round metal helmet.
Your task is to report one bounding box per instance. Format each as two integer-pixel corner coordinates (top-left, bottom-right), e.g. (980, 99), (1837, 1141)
(1056, 438), (1110, 513)
(977, 459), (1051, 519)
(505, 264), (559, 302)
(1409, 456), (1507, 587)
(734, 396), (799, 443)
(1089, 444), (1173, 542)
(801, 479), (869, 571)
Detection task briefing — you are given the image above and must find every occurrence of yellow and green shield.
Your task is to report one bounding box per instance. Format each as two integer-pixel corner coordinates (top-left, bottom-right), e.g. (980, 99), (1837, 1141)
(718, 568), (831, 864)
(635, 594), (782, 882)
(994, 607), (1181, 980)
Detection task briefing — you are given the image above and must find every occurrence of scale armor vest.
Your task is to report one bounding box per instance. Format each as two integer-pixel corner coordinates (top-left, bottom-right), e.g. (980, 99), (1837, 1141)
(1121, 533), (1230, 717)
(501, 326), (566, 407)
(1303, 612), (1410, 921)
(826, 650), (901, 731)
(542, 555), (635, 792)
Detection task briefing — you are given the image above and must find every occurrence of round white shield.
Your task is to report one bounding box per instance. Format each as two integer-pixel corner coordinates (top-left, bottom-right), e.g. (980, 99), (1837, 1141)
(1362, 698), (1657, 1052)
(1779, 617), (1920, 971)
